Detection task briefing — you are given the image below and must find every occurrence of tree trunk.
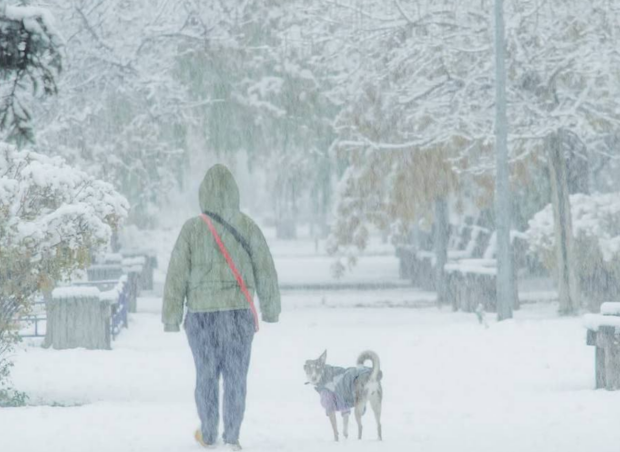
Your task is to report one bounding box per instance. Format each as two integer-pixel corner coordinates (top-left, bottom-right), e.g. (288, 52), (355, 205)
(547, 132), (580, 314)
(434, 197), (449, 306)
(560, 129), (590, 195)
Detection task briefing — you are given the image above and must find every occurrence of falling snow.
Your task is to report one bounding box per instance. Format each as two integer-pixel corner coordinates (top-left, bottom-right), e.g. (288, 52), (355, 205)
(1, 1), (620, 451)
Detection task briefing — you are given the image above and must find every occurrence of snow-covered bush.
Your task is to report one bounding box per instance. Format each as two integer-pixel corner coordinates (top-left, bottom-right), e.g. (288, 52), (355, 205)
(0, 144), (128, 405)
(526, 193), (620, 303)
(0, 145), (129, 265)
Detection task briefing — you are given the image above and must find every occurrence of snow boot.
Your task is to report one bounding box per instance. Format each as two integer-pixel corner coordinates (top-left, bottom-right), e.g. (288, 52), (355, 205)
(194, 429), (215, 449)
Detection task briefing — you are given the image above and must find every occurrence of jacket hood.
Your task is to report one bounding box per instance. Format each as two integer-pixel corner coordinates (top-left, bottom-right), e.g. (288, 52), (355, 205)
(199, 164), (240, 217)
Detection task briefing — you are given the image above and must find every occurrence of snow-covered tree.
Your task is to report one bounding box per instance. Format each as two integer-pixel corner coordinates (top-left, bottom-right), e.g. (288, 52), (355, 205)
(237, 13), (338, 236)
(173, 0), (338, 233)
(32, 0), (196, 226)
(318, 0), (620, 273)
(0, 144), (128, 405)
(10, 1), (339, 230)
(0, 4), (62, 145)
(317, 0), (493, 272)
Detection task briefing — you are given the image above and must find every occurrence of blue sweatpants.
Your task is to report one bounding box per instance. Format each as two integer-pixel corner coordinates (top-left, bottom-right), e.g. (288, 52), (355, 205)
(185, 309), (255, 445)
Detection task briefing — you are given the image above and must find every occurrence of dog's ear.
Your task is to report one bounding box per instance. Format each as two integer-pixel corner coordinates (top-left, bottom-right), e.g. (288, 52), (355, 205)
(318, 350), (327, 365)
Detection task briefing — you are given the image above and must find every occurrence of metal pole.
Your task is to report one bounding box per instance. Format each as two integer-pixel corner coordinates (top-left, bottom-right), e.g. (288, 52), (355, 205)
(494, 0), (514, 320)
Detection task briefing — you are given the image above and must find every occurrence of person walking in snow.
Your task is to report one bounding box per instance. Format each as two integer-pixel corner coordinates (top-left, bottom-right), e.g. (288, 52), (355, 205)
(162, 164), (281, 450)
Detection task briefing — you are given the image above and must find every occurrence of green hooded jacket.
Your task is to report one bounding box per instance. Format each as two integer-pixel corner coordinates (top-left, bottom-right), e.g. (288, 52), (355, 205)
(162, 164), (281, 331)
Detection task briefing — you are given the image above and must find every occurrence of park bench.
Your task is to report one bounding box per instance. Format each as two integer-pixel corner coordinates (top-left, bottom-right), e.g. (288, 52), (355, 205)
(87, 263), (124, 282)
(413, 224), (492, 291)
(19, 247), (149, 344)
(584, 303), (620, 390)
(397, 220), (530, 312)
(121, 249), (157, 291)
(43, 286), (112, 350)
(88, 253), (144, 312)
(444, 232), (526, 312)
(43, 277), (132, 350)
(76, 277), (130, 337)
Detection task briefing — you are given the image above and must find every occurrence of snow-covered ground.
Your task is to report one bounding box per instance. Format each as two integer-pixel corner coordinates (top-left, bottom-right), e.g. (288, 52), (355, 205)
(3, 295), (620, 452)
(6, 226), (609, 451)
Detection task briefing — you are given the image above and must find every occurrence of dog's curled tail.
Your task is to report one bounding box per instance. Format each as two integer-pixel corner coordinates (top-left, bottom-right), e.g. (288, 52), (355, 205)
(357, 350), (381, 381)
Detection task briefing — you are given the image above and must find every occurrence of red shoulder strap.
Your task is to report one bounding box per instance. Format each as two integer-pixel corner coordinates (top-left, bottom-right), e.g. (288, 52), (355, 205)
(200, 214), (259, 332)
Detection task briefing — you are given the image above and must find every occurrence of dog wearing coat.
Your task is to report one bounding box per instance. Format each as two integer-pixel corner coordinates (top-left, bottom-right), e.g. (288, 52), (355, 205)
(304, 350), (383, 442)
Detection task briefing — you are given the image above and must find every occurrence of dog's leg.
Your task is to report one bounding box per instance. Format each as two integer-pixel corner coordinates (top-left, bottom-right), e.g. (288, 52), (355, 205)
(370, 393), (382, 441)
(328, 411), (339, 442)
(355, 402), (364, 440)
(342, 412), (350, 439)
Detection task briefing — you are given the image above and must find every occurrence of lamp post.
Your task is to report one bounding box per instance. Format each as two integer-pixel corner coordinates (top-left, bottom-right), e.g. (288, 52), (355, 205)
(494, 0), (514, 320)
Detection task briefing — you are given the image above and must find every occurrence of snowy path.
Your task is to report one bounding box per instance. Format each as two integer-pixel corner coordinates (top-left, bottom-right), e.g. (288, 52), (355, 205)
(3, 298), (620, 452)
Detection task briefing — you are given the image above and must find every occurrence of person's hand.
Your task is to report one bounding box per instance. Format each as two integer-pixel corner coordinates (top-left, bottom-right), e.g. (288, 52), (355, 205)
(262, 314), (279, 323)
